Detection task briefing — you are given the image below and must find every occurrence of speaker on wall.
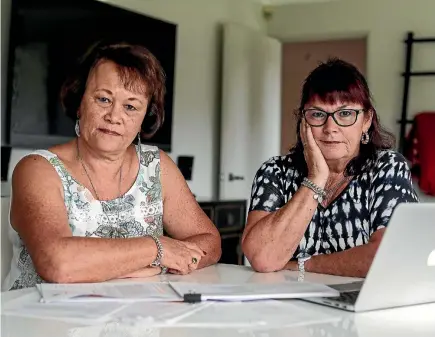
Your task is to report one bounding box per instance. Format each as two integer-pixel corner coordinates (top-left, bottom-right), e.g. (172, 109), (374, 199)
(1, 146), (12, 181)
(177, 156), (194, 181)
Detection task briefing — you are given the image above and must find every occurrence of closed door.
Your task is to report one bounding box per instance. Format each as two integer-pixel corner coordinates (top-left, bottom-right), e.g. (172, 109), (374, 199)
(281, 38), (367, 154)
(219, 23), (282, 201)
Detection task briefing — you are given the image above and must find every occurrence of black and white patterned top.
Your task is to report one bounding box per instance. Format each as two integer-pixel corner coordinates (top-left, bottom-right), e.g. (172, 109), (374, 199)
(249, 150), (419, 260)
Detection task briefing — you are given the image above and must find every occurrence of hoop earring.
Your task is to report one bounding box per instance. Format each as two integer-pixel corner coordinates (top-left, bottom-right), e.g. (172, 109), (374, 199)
(137, 132), (142, 148)
(361, 131), (369, 144)
(75, 119), (80, 137)
(137, 132), (142, 164)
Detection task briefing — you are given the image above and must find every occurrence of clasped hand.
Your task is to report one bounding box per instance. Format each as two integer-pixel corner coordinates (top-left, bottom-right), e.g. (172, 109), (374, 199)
(119, 236), (205, 279)
(159, 236), (205, 275)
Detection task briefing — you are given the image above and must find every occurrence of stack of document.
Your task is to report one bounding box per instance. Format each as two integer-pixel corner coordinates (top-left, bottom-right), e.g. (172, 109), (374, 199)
(169, 281), (339, 302)
(36, 281), (339, 303)
(4, 281), (340, 326)
(36, 282), (181, 303)
(2, 291), (128, 324)
(68, 300), (339, 334)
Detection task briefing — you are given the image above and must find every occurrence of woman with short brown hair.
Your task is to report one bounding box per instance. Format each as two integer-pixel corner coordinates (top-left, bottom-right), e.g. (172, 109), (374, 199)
(4, 41), (221, 290)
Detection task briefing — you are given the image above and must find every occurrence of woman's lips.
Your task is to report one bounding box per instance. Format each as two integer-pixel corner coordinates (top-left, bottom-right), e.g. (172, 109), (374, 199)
(320, 140), (341, 145)
(99, 128), (121, 136)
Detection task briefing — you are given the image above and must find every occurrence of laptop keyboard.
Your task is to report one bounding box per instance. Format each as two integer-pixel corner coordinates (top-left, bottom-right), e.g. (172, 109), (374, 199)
(333, 291), (360, 304)
(329, 281), (364, 292)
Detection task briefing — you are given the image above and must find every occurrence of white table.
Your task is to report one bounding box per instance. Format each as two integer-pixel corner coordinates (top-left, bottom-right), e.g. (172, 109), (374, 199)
(2, 264), (435, 337)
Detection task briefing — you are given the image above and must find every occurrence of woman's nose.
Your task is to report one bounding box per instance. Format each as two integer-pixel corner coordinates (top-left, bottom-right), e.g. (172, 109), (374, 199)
(323, 114), (339, 133)
(105, 104), (123, 124)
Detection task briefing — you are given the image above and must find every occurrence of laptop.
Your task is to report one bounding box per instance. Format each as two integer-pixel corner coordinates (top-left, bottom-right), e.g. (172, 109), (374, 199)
(303, 202), (435, 312)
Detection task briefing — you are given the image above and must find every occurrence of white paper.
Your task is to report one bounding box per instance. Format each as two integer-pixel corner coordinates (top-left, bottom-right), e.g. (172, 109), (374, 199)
(68, 322), (161, 337)
(169, 281), (339, 302)
(2, 291), (127, 324)
(68, 302), (212, 336)
(37, 282), (182, 303)
(173, 300), (340, 328)
(109, 301), (211, 325)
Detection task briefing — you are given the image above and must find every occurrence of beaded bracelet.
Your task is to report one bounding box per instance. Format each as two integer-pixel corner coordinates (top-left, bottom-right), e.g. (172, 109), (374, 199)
(148, 234), (164, 268)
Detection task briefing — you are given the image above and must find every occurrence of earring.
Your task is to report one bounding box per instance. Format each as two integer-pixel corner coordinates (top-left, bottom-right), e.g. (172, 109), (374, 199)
(75, 119), (80, 137)
(137, 132), (142, 148)
(137, 132), (142, 164)
(361, 131), (369, 144)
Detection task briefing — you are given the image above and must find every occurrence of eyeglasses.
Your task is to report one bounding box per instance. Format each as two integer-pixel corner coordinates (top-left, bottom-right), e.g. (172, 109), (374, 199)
(302, 108), (365, 127)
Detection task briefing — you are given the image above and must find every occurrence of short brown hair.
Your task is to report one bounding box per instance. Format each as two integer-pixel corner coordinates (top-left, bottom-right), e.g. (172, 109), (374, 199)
(60, 40), (166, 139)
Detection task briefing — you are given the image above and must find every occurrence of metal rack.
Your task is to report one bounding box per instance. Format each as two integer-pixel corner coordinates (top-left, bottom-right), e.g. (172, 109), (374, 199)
(398, 31), (435, 153)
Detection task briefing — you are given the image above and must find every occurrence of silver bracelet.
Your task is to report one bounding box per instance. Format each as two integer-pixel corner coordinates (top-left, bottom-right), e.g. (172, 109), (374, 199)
(297, 255), (312, 282)
(301, 177), (326, 203)
(148, 234), (164, 267)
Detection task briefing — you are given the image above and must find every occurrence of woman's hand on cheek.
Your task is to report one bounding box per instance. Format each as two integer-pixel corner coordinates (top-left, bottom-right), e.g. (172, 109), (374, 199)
(300, 119), (329, 187)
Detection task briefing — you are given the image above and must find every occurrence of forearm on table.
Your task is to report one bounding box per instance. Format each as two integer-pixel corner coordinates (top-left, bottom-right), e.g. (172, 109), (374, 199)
(118, 266), (162, 279)
(242, 187), (319, 272)
(304, 242), (379, 278)
(36, 236), (158, 284)
(182, 233), (222, 268)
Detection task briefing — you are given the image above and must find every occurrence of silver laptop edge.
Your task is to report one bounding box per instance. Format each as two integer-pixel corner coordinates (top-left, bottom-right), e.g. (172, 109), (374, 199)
(303, 203), (435, 312)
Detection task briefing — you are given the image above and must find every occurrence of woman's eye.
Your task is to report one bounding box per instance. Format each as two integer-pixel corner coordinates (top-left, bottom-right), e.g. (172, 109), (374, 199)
(97, 97), (110, 104)
(339, 110), (353, 117)
(311, 111), (326, 118)
(125, 104), (137, 111)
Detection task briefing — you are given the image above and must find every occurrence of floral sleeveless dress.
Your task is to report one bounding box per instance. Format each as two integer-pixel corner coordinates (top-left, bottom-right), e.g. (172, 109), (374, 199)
(3, 144), (163, 290)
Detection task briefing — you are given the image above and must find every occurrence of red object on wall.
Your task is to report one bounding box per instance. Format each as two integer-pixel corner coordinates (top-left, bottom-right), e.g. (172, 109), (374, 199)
(405, 112), (435, 196)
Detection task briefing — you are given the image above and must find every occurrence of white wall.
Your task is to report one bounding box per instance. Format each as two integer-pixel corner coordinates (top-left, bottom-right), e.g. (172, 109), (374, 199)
(267, 0), (435, 143)
(103, 0), (266, 199)
(2, 0), (266, 199)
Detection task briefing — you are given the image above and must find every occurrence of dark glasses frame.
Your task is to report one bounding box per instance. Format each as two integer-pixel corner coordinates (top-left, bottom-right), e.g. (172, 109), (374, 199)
(302, 108), (365, 127)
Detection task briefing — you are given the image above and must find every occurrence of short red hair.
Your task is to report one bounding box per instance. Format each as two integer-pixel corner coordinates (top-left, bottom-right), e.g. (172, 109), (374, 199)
(293, 58), (395, 175)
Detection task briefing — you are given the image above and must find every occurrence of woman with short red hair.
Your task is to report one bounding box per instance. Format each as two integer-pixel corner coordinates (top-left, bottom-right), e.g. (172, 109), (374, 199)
(242, 58), (418, 278)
